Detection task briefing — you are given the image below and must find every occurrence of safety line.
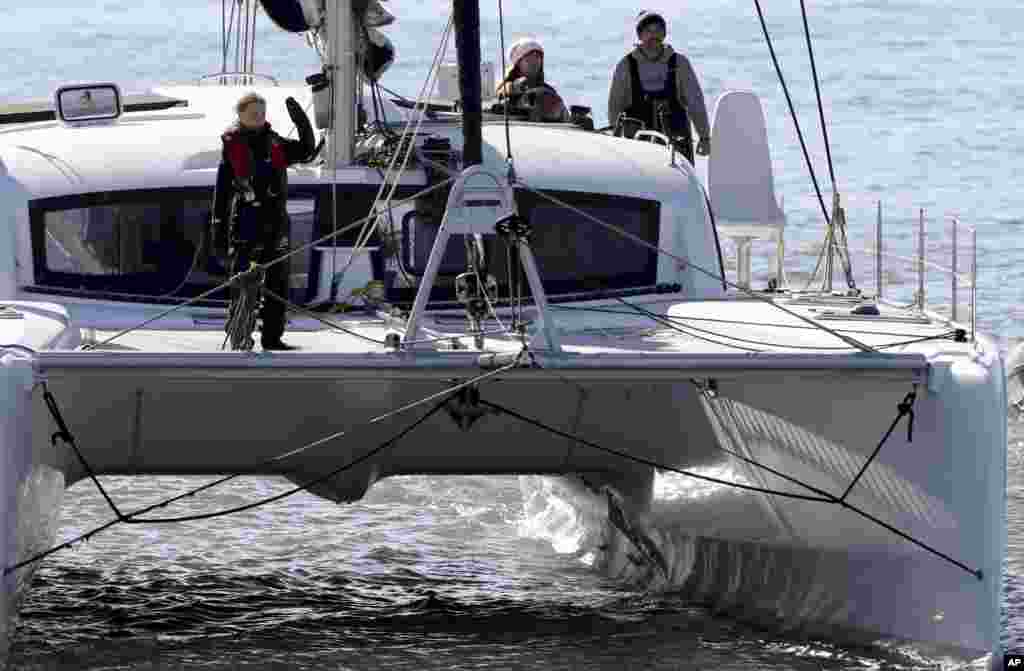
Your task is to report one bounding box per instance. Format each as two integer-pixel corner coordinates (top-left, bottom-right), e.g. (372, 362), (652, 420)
(7, 355), (525, 573)
(407, 151), (875, 353)
(476, 392), (982, 580)
(516, 180), (876, 353)
(5, 392), (452, 575)
(81, 177), (454, 351)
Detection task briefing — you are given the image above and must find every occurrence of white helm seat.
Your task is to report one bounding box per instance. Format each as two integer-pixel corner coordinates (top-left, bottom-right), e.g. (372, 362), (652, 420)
(708, 90), (786, 289)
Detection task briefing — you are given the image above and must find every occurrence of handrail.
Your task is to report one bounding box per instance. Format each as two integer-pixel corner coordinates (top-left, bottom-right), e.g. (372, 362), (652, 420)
(197, 72), (279, 87)
(856, 246), (972, 285)
(853, 202), (977, 338)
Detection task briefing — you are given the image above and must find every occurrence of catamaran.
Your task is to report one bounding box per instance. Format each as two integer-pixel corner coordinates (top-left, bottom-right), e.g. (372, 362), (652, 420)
(0, 0), (1007, 664)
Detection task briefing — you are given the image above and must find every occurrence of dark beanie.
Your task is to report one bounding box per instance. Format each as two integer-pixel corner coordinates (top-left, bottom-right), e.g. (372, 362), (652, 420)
(635, 11), (666, 36)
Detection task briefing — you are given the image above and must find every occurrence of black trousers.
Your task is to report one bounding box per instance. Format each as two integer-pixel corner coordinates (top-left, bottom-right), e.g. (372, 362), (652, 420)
(229, 204), (290, 345)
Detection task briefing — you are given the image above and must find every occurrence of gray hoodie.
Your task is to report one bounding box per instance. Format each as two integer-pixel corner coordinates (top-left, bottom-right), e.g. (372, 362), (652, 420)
(608, 44), (710, 140)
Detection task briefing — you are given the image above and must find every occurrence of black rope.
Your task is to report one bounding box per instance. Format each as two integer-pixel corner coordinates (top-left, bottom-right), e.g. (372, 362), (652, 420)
(42, 383), (125, 521)
(4, 394), (453, 575)
(7, 357), (523, 574)
(248, 0), (258, 75)
(2, 474), (240, 576)
(611, 299), (959, 352)
(550, 304), (961, 346)
(752, 0), (830, 228)
(839, 389), (915, 502)
(407, 150), (875, 353)
(701, 188), (728, 291)
(221, 0), (228, 73)
(234, 0), (243, 73)
(516, 179), (877, 353)
(477, 391), (982, 580)
(799, 0), (835, 188)
(82, 178), (455, 352)
(613, 297), (763, 352)
(497, 0), (514, 174)
(477, 398), (831, 502)
(259, 286), (391, 346)
(124, 394), (452, 525)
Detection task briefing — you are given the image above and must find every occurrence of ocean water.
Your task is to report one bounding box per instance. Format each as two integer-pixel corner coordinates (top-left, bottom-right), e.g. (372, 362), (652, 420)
(2, 0), (1023, 668)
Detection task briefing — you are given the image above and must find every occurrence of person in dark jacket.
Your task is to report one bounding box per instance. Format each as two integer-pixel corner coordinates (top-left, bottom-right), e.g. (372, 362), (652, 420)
(607, 11), (710, 163)
(211, 92), (315, 351)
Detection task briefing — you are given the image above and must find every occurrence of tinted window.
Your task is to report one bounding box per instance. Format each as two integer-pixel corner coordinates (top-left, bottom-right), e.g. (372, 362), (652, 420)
(389, 190), (659, 303)
(523, 202), (658, 290)
(32, 190), (318, 303)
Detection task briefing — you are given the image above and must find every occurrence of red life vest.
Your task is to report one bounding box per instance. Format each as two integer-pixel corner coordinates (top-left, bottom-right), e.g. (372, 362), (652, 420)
(221, 124), (288, 180)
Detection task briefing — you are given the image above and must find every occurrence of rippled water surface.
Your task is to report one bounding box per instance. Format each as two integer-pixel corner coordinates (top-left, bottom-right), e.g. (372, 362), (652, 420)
(2, 0), (1023, 668)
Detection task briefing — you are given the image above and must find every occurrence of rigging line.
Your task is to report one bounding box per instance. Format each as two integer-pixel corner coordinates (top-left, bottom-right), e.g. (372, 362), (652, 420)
(549, 304), (957, 340)
(481, 395), (983, 580)
(405, 326), (511, 347)
(751, 0), (830, 227)
(708, 389), (980, 580)
(82, 178), (454, 350)
(10, 357), (524, 572)
(474, 270), (510, 335)
(614, 300), (959, 351)
(703, 390), (837, 501)
(241, 0), (249, 73)
(42, 383), (125, 520)
(801, 229), (832, 293)
(613, 297), (763, 352)
(800, 0), (836, 190)
(249, 0), (259, 74)
(515, 180), (876, 353)
(345, 14), (455, 279)
(404, 149), (873, 353)
(378, 84), (416, 106)
(126, 393), (455, 524)
(701, 189), (729, 291)
(3, 470), (242, 576)
(839, 390), (915, 502)
(327, 17), (339, 304)
(259, 286), (387, 345)
(841, 497), (982, 580)
(477, 398), (830, 502)
(234, 0), (243, 74)
(6, 392), (457, 574)
(221, 0), (227, 73)
(264, 351), (525, 463)
(497, 0), (513, 169)
(224, 0), (237, 74)
(374, 19), (453, 227)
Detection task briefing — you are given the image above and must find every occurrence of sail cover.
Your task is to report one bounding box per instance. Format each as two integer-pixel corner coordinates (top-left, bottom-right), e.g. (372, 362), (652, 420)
(259, 0), (320, 33)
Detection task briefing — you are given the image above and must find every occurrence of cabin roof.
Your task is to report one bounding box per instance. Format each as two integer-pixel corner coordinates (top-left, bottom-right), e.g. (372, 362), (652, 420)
(0, 85), (700, 205)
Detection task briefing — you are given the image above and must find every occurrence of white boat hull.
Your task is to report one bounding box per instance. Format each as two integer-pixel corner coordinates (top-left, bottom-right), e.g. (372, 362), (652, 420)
(0, 325), (1005, 660)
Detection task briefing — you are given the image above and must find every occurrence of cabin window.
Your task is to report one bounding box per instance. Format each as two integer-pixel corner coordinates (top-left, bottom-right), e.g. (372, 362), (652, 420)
(519, 201), (658, 292)
(30, 188), (322, 304)
(44, 201), (206, 277)
(390, 190), (659, 302)
(36, 194), (220, 299)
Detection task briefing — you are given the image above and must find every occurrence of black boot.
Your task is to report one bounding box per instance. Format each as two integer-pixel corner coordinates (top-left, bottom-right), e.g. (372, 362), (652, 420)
(261, 339), (299, 351)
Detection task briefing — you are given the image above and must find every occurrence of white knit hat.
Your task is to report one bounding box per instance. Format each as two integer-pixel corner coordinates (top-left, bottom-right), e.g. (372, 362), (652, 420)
(507, 37), (544, 74)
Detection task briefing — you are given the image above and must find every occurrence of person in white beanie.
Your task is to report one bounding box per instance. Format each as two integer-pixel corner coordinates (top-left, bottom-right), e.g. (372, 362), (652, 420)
(495, 36), (568, 122)
(607, 10), (710, 162)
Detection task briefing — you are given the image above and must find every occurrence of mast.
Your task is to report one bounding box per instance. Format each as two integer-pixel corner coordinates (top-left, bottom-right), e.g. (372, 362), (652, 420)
(452, 0), (482, 166)
(325, 0), (355, 165)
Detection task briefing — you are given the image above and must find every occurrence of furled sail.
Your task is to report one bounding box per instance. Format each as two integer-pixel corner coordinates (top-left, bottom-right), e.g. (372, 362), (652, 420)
(258, 0), (322, 33)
